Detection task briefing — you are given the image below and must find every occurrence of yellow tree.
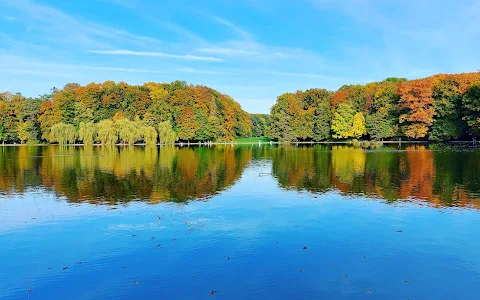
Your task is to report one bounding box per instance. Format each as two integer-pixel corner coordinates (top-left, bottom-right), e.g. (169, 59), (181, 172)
(350, 112), (366, 138)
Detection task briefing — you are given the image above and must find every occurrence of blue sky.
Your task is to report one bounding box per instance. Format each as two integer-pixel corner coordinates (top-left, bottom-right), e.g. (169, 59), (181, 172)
(0, 0), (479, 113)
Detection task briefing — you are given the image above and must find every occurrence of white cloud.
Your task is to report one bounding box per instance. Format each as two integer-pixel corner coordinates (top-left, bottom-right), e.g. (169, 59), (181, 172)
(0, 68), (79, 77)
(179, 67), (228, 75)
(2, 0), (162, 49)
(212, 16), (253, 41)
(3, 16), (16, 21)
(88, 49), (223, 62)
(195, 47), (259, 56)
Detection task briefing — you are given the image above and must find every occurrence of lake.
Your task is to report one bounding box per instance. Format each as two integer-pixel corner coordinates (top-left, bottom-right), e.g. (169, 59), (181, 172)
(1, 144), (480, 299)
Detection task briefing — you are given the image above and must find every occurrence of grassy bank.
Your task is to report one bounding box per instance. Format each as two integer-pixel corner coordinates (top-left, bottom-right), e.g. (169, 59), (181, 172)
(235, 136), (271, 143)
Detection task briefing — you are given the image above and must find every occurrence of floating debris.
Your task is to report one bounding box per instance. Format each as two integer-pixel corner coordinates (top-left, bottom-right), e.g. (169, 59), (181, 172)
(132, 234), (137, 237)
(76, 262), (83, 265)
(366, 290), (373, 294)
(303, 246), (307, 250)
(63, 267), (69, 270)
(155, 244), (162, 248)
(134, 281), (139, 284)
(396, 230), (403, 233)
(227, 256), (230, 260)
(300, 269), (303, 273)
(363, 256), (367, 259)
(151, 236), (155, 240)
(341, 275), (349, 279)
(209, 290), (217, 296)
(403, 280), (412, 283)
(121, 266), (126, 269)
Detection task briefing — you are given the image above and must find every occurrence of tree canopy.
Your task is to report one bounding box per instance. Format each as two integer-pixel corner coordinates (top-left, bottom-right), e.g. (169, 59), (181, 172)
(268, 72), (480, 141)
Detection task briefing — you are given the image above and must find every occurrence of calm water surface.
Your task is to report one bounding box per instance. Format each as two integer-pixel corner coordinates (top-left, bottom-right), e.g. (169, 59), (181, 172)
(1, 144), (480, 299)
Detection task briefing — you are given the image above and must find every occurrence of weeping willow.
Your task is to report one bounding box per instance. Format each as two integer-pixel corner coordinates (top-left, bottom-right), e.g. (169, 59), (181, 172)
(142, 126), (158, 145)
(79, 122), (97, 145)
(97, 120), (118, 145)
(51, 123), (78, 145)
(158, 121), (178, 144)
(115, 119), (141, 145)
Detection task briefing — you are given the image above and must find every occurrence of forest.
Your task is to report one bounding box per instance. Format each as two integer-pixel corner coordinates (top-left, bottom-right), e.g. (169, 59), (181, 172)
(0, 72), (479, 144)
(0, 81), (255, 145)
(269, 72), (480, 141)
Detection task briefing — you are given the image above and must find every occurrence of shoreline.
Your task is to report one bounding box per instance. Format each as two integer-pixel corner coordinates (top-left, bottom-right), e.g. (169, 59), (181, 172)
(1, 140), (478, 147)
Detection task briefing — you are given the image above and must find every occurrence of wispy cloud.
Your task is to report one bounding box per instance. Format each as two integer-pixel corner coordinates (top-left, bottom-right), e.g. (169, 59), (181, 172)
(212, 16), (253, 41)
(0, 68), (79, 77)
(3, 16), (16, 21)
(195, 47), (259, 56)
(179, 67), (228, 75)
(2, 0), (162, 49)
(89, 49), (222, 62)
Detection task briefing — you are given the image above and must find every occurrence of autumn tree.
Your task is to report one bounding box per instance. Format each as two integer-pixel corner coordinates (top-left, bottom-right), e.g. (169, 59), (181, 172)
(331, 103), (356, 139)
(17, 121), (37, 143)
(398, 79), (435, 139)
(351, 112), (366, 138)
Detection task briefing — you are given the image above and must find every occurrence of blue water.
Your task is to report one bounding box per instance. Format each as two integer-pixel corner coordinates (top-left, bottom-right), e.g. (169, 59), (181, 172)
(1, 147), (480, 299)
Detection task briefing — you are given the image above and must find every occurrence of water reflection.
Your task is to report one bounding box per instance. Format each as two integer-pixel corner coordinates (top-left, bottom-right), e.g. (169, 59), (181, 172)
(0, 145), (252, 203)
(273, 145), (480, 208)
(0, 144), (479, 208)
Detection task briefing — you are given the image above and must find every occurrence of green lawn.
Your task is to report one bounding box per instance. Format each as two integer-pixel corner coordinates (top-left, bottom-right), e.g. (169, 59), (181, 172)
(235, 136), (271, 143)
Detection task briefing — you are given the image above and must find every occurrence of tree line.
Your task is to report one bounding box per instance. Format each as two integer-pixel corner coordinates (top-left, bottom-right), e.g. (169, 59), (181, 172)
(269, 72), (480, 141)
(1, 72), (479, 144)
(0, 80), (252, 144)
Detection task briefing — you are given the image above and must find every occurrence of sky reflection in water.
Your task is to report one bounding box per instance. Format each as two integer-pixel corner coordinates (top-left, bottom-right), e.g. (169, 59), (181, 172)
(1, 145), (480, 299)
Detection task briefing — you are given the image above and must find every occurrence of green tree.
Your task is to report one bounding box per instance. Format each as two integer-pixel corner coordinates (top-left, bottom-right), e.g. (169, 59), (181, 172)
(462, 80), (480, 135)
(97, 120), (118, 145)
(79, 122), (97, 145)
(51, 123), (78, 145)
(158, 121), (178, 144)
(116, 119), (141, 145)
(0, 125), (6, 143)
(308, 89), (332, 141)
(142, 125), (158, 145)
(366, 110), (395, 140)
(430, 77), (464, 141)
